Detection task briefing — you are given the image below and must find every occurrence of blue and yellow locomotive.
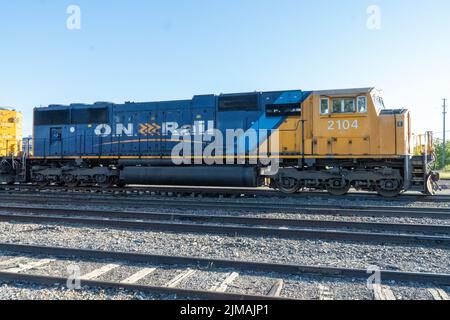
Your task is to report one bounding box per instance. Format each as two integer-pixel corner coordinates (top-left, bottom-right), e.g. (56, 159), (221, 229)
(0, 87), (439, 197)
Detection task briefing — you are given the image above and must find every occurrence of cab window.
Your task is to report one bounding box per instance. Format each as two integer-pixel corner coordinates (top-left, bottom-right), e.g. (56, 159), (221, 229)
(357, 96), (367, 113)
(332, 98), (355, 114)
(320, 98), (329, 115)
(373, 95), (385, 111)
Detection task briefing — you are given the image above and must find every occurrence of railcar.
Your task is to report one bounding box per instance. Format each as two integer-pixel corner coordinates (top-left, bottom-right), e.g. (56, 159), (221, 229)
(0, 107), (22, 156)
(0, 108), (23, 184)
(0, 88), (439, 197)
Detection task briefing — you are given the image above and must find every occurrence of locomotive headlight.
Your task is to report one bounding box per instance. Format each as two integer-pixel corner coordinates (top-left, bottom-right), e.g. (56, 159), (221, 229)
(70, 127), (76, 133)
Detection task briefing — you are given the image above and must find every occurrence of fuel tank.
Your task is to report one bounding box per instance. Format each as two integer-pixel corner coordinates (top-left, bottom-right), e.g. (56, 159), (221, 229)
(120, 166), (258, 187)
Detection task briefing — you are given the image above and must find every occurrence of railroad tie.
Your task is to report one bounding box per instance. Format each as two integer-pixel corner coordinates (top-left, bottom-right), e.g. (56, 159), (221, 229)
(267, 279), (284, 297)
(318, 285), (333, 301)
(120, 268), (157, 284)
(80, 264), (120, 280)
(428, 288), (449, 300)
(6, 259), (55, 273)
(210, 272), (240, 293)
(165, 269), (197, 288)
(0, 257), (24, 267)
(373, 285), (396, 301)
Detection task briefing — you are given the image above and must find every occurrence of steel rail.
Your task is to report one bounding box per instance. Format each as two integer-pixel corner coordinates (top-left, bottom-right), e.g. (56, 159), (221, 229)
(0, 243), (449, 285)
(0, 205), (449, 235)
(0, 213), (449, 246)
(0, 271), (285, 300)
(0, 194), (449, 219)
(1, 184), (449, 202)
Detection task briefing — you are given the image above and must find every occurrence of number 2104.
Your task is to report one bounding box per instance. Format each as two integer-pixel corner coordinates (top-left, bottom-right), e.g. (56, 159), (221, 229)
(328, 120), (359, 131)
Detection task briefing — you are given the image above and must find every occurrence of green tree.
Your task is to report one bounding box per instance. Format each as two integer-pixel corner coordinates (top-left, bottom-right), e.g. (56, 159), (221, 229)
(433, 139), (450, 170)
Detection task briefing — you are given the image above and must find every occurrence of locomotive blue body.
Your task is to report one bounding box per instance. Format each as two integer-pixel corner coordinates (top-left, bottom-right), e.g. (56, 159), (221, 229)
(33, 90), (310, 159)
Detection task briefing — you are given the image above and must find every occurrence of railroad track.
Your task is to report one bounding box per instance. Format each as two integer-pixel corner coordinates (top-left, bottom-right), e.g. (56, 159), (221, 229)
(1, 205), (448, 234)
(0, 205), (449, 246)
(1, 184), (449, 202)
(0, 193), (449, 220)
(0, 243), (449, 300)
(0, 244), (283, 300)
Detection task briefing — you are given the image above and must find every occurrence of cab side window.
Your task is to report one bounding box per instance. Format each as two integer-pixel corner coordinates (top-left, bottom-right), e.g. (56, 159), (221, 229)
(357, 96), (367, 113)
(320, 98), (329, 115)
(332, 98), (355, 114)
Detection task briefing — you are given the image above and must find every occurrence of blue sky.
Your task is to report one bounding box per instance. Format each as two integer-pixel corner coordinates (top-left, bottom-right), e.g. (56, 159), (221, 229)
(0, 0), (449, 135)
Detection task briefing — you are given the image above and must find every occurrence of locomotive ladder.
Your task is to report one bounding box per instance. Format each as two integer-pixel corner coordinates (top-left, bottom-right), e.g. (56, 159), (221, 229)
(410, 157), (427, 190)
(410, 131), (434, 193)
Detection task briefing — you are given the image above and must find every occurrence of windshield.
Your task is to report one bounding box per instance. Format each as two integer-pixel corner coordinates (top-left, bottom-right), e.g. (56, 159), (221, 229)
(372, 94), (385, 112)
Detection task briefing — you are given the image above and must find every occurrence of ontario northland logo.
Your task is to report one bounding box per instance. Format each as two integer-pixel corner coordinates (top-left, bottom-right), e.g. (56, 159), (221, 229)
(139, 123), (161, 136)
(94, 121), (214, 137)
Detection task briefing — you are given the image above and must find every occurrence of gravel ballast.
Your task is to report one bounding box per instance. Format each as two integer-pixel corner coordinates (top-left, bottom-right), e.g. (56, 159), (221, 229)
(0, 282), (174, 300)
(1, 202), (449, 227)
(0, 191), (448, 300)
(0, 222), (448, 274)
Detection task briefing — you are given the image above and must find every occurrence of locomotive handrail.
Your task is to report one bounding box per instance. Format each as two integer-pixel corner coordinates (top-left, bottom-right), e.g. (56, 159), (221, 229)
(424, 132), (428, 173)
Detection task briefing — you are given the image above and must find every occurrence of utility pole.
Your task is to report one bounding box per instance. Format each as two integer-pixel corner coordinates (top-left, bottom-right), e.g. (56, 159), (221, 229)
(444, 98), (447, 169)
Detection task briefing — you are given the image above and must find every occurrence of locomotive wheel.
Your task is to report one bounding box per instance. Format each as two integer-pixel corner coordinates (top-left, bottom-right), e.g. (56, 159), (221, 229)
(34, 174), (49, 187)
(95, 175), (115, 188)
(63, 175), (79, 188)
(326, 184), (351, 196)
(377, 188), (401, 198)
(326, 179), (350, 196)
(377, 179), (402, 198)
(277, 178), (301, 194)
(37, 180), (50, 187)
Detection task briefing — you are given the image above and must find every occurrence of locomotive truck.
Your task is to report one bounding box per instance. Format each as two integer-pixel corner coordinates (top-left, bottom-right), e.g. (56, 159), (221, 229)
(0, 87), (439, 197)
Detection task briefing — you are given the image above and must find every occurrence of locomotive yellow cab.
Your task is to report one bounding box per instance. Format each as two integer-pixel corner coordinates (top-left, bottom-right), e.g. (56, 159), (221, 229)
(266, 87), (437, 196)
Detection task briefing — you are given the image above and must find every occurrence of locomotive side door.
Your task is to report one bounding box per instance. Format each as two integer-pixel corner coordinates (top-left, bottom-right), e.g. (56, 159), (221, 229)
(49, 127), (63, 156)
